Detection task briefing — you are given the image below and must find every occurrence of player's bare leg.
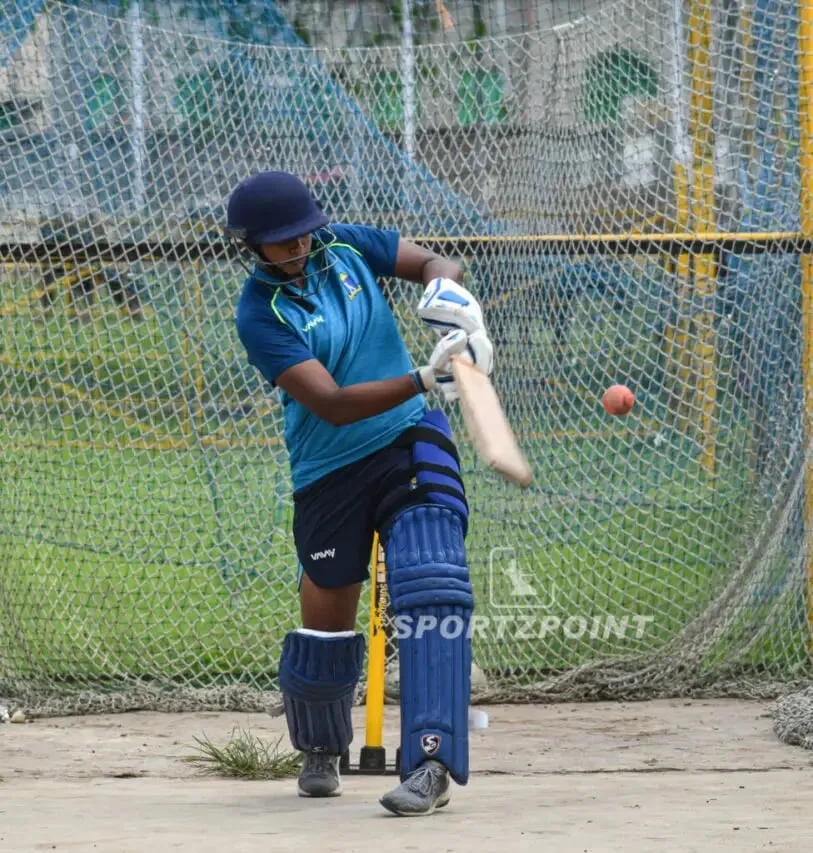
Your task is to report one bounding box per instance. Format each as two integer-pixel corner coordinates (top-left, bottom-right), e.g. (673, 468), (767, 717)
(299, 574), (361, 632)
(279, 578), (364, 798)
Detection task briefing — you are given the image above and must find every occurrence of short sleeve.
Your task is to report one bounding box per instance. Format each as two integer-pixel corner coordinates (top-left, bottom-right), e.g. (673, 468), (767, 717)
(236, 310), (314, 388)
(328, 223), (400, 278)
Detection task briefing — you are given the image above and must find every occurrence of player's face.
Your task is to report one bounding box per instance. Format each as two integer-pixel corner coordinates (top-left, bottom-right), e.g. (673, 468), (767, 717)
(261, 233), (313, 276)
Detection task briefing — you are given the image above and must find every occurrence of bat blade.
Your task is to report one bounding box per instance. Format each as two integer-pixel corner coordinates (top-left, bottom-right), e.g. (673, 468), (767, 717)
(451, 357), (532, 488)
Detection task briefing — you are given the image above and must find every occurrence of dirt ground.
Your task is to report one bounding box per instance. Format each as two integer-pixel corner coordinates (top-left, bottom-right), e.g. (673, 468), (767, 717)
(1, 699), (810, 852)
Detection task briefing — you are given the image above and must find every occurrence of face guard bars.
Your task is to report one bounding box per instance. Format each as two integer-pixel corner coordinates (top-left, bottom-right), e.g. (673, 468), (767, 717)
(222, 224), (341, 296)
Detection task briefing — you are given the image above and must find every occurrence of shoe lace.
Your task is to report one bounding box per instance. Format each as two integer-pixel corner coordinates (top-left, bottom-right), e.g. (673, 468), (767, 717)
(305, 751), (336, 775)
(404, 762), (441, 795)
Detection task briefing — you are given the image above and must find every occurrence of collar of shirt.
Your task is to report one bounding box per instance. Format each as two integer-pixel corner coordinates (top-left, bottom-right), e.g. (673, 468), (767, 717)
(252, 264), (320, 312)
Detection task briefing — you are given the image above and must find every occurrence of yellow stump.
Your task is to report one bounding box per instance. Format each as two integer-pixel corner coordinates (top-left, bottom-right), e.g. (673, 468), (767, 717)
(337, 533), (394, 774)
(364, 533), (387, 751)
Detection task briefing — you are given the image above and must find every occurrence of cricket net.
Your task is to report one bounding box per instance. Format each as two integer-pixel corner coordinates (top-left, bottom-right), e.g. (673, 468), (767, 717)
(1, 0), (812, 726)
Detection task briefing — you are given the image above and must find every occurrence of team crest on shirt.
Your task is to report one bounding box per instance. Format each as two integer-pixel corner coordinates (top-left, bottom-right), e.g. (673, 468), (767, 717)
(340, 272), (362, 301)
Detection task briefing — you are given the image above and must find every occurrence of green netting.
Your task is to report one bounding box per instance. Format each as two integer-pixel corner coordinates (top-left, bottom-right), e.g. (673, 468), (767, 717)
(0, 0), (811, 718)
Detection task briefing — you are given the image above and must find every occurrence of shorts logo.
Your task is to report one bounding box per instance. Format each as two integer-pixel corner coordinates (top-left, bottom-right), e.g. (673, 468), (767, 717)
(310, 548), (336, 560)
(340, 272), (362, 301)
(420, 734), (441, 756)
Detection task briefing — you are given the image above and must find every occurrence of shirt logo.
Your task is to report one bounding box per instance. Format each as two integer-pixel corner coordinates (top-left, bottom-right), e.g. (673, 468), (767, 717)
(340, 272), (362, 301)
(302, 315), (325, 332)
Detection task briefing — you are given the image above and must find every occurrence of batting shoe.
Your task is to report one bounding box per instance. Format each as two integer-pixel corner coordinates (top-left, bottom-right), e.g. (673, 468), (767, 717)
(297, 750), (342, 797)
(379, 760), (451, 816)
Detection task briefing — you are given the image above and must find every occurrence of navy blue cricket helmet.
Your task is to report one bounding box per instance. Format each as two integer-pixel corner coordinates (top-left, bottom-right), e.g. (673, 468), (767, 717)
(225, 170), (329, 246)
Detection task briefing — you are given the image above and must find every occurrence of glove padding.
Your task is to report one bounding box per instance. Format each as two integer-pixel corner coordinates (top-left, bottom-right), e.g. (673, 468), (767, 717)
(417, 277), (493, 400)
(434, 328), (494, 401)
(464, 328), (493, 377)
(414, 329), (469, 391)
(417, 278), (484, 336)
(435, 373), (459, 401)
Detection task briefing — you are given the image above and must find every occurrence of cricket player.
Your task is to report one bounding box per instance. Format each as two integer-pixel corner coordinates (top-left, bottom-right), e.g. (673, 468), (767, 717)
(226, 170), (493, 816)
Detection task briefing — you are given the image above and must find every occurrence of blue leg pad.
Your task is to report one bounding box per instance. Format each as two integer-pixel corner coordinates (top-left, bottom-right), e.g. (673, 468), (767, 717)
(278, 630), (365, 755)
(385, 504), (474, 785)
(411, 409), (469, 533)
(380, 408), (469, 540)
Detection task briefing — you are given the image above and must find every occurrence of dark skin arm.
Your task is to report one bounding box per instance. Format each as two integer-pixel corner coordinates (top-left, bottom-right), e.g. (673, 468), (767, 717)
(275, 359), (417, 427)
(392, 238), (463, 285)
(274, 238), (462, 427)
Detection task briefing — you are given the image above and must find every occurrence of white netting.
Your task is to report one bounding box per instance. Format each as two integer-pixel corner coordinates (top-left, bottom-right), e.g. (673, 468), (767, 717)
(1, 0), (812, 721)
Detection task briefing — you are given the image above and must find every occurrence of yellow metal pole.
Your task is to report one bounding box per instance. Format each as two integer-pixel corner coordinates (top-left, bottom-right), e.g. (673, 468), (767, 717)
(664, 0), (692, 431)
(364, 533), (387, 750)
(672, 160), (691, 334)
(688, 0), (718, 475)
(799, 0), (813, 642)
(670, 157), (693, 432)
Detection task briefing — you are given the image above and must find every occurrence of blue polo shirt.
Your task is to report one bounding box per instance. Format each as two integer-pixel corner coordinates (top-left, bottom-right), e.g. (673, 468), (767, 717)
(235, 223), (425, 491)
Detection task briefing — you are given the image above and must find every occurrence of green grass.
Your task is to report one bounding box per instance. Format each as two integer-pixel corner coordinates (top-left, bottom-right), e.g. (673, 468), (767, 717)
(0, 264), (809, 703)
(183, 726), (302, 779)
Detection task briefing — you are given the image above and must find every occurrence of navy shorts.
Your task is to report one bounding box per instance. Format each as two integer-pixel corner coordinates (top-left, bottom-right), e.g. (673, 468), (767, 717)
(292, 440), (414, 589)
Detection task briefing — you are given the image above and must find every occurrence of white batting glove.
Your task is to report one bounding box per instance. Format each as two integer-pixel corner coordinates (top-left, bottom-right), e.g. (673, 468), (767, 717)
(417, 278), (484, 336)
(418, 278), (493, 378)
(464, 328), (494, 376)
(411, 328), (468, 392)
(433, 329), (494, 401)
(435, 374), (460, 401)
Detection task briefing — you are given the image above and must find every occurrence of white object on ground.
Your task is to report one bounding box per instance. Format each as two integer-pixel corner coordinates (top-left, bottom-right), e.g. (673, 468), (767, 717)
(468, 709), (489, 729)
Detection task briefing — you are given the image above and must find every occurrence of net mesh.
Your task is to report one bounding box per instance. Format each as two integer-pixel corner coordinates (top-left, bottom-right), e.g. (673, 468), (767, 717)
(1, 0), (812, 724)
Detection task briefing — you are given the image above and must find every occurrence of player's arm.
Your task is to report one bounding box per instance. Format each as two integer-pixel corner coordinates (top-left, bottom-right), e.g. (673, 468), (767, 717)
(275, 331), (468, 427)
(391, 239), (490, 367)
(325, 223), (491, 385)
(327, 224), (462, 287)
(393, 239), (463, 286)
(239, 308), (464, 426)
(276, 361), (416, 426)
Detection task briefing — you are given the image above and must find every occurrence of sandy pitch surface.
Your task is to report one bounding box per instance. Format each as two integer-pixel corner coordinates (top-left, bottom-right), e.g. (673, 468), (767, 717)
(1, 699), (810, 853)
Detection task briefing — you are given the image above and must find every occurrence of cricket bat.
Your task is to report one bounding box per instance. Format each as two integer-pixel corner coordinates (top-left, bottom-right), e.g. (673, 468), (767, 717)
(451, 356), (533, 488)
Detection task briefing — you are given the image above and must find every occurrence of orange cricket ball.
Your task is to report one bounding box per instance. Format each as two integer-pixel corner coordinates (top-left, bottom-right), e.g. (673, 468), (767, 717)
(603, 384), (635, 416)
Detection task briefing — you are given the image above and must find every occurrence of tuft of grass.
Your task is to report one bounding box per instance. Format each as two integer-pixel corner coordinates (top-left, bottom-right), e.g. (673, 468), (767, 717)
(183, 725), (301, 780)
